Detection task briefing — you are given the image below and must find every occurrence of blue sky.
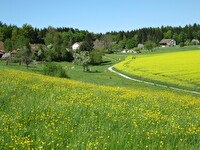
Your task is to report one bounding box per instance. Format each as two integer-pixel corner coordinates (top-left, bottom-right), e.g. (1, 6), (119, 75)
(1, 0), (200, 33)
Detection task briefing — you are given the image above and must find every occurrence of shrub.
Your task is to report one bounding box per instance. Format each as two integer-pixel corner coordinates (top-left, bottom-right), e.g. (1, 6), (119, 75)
(43, 63), (69, 78)
(90, 49), (104, 65)
(144, 41), (157, 52)
(179, 42), (185, 47)
(191, 39), (200, 45)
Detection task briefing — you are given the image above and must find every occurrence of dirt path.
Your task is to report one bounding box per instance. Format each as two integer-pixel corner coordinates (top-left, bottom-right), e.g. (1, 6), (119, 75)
(108, 65), (200, 95)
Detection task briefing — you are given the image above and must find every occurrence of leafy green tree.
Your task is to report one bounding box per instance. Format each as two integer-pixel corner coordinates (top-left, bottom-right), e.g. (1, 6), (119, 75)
(79, 42), (92, 52)
(4, 39), (13, 53)
(11, 27), (18, 42)
(195, 30), (200, 41)
(100, 34), (113, 50)
(173, 33), (179, 43)
(126, 35), (139, 50)
(44, 49), (57, 62)
(12, 36), (30, 65)
(179, 42), (185, 47)
(36, 44), (45, 60)
(1, 25), (13, 40)
(178, 32), (186, 43)
(118, 40), (126, 49)
(145, 41), (156, 52)
(85, 33), (94, 45)
(12, 35), (32, 68)
(164, 30), (173, 39)
(90, 49), (104, 65)
(0, 27), (4, 41)
(21, 24), (35, 43)
(37, 28), (47, 44)
(73, 51), (90, 72)
(73, 32), (85, 42)
(126, 39), (134, 49)
(78, 33), (94, 52)
(45, 28), (64, 61)
(45, 28), (75, 62)
(14, 35), (30, 50)
(21, 44), (32, 69)
(53, 32), (62, 61)
(112, 43), (122, 51)
(13, 49), (23, 65)
(4, 39), (13, 65)
(60, 48), (73, 62)
(114, 33), (123, 43)
(62, 32), (71, 48)
(44, 26), (56, 46)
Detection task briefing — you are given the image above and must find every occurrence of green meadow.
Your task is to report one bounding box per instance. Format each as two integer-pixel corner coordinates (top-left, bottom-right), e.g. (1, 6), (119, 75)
(0, 46), (200, 149)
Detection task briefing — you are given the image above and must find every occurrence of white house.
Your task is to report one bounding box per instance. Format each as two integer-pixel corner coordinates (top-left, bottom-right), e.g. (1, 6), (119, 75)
(159, 39), (176, 47)
(121, 50), (140, 53)
(72, 42), (83, 50)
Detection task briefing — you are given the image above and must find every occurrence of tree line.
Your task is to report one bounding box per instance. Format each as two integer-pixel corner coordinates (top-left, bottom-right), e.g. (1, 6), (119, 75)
(1, 21), (200, 46)
(1, 21), (200, 69)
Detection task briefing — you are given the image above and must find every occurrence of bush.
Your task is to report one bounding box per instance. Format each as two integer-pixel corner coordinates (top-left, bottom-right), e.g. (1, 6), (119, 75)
(144, 41), (157, 52)
(43, 63), (69, 78)
(90, 49), (104, 65)
(179, 42), (185, 47)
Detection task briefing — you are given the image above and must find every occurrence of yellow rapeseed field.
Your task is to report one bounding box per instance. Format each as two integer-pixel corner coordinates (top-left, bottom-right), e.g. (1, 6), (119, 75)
(0, 69), (199, 149)
(115, 50), (200, 91)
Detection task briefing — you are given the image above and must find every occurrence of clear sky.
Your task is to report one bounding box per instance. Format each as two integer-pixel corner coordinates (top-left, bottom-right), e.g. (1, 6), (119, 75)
(1, 0), (200, 33)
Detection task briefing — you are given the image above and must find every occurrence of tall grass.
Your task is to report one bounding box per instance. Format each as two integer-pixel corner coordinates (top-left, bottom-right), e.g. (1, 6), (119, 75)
(0, 69), (199, 149)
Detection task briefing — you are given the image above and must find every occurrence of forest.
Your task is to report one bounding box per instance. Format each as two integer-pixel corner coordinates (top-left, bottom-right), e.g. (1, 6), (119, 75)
(1, 21), (200, 46)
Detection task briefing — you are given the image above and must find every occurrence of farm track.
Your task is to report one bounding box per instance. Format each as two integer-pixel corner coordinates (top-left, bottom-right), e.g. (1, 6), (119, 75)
(108, 65), (200, 95)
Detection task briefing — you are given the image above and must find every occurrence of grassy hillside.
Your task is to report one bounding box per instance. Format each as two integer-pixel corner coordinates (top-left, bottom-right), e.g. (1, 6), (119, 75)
(1, 46), (200, 90)
(0, 54), (172, 92)
(0, 69), (199, 149)
(115, 50), (200, 92)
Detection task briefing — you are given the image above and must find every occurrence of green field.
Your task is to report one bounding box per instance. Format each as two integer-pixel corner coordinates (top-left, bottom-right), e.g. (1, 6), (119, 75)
(0, 46), (200, 149)
(115, 49), (200, 91)
(0, 54), (164, 90)
(0, 69), (200, 149)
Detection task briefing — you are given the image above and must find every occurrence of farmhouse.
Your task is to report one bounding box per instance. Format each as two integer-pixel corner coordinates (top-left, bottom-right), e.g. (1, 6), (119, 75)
(159, 39), (176, 47)
(72, 42), (83, 50)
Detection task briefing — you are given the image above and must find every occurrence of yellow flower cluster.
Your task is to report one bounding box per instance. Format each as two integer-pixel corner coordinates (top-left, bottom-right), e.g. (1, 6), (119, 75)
(0, 69), (199, 149)
(115, 50), (200, 91)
